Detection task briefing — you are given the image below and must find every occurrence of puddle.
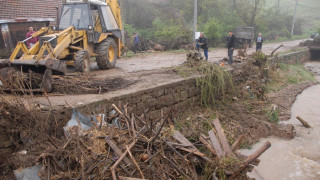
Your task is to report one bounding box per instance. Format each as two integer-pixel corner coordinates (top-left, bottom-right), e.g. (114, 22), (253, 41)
(240, 63), (320, 180)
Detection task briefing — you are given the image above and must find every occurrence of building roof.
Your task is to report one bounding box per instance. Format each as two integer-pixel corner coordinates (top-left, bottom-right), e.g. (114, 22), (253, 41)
(0, 0), (61, 21)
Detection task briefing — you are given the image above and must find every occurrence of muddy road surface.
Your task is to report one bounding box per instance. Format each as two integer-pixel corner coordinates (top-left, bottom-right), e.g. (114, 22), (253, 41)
(0, 39), (307, 108)
(99, 39), (306, 74)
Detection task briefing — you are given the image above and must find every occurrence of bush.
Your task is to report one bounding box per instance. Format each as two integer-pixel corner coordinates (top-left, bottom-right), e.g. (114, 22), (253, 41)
(203, 18), (224, 46)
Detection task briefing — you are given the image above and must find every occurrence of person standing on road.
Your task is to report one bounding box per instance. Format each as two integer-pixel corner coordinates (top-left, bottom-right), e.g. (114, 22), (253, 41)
(226, 30), (235, 65)
(133, 33), (140, 54)
(256, 33), (264, 52)
(26, 27), (39, 49)
(196, 33), (209, 61)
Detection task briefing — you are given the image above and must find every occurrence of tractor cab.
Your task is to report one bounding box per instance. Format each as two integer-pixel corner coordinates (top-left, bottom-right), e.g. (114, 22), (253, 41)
(59, 0), (121, 43)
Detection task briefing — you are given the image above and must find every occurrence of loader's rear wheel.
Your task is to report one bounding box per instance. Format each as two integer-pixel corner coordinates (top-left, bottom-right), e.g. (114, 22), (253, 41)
(74, 50), (91, 73)
(96, 38), (117, 70)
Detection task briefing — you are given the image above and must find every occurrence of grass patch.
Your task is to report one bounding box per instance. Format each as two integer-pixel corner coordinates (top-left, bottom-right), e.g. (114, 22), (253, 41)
(266, 108), (280, 123)
(266, 63), (316, 92)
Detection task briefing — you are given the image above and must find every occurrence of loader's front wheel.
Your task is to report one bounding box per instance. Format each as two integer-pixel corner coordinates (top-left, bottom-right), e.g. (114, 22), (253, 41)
(74, 50), (91, 73)
(96, 38), (117, 70)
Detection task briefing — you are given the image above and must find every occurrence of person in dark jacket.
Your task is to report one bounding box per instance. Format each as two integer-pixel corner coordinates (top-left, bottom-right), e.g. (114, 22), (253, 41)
(256, 33), (264, 51)
(133, 33), (140, 54)
(226, 30), (235, 64)
(196, 33), (209, 61)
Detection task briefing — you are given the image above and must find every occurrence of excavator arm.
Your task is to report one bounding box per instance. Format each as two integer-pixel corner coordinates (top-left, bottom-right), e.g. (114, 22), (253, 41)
(9, 27), (51, 62)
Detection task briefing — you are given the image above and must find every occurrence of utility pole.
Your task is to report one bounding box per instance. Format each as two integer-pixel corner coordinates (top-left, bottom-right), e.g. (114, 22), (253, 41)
(193, 0), (197, 43)
(291, 0), (298, 35)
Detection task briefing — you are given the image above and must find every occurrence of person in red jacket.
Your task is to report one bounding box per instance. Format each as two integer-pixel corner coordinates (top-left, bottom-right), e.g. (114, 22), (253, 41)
(26, 27), (39, 49)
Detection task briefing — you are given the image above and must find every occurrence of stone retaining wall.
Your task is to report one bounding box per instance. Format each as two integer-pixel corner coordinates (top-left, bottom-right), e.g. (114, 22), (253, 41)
(77, 49), (311, 119)
(77, 78), (201, 120)
(269, 49), (310, 65)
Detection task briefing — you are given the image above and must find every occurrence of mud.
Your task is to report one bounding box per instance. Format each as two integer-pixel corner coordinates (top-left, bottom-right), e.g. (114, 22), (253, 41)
(268, 82), (316, 121)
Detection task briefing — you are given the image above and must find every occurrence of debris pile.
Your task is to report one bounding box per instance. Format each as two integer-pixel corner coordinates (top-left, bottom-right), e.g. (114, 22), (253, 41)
(1, 100), (271, 179)
(52, 75), (136, 95)
(0, 68), (136, 95)
(186, 51), (203, 62)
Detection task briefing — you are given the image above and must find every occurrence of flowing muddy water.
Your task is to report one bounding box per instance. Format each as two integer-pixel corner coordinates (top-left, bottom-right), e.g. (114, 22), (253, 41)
(241, 62), (320, 180)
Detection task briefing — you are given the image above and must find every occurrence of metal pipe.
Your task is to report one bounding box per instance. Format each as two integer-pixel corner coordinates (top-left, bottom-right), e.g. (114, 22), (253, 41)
(22, 36), (33, 43)
(48, 36), (58, 42)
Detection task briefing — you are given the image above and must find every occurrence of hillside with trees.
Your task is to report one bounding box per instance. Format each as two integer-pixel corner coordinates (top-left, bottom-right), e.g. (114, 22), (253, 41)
(121, 0), (319, 49)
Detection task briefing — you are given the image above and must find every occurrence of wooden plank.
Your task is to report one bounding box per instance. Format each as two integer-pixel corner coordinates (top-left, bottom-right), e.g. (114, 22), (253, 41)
(213, 118), (232, 156)
(208, 130), (224, 158)
(173, 131), (212, 162)
(172, 131), (194, 147)
(199, 134), (217, 156)
(105, 137), (131, 166)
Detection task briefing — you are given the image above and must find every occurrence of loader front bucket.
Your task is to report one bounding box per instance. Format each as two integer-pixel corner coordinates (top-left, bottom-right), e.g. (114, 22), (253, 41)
(0, 59), (66, 93)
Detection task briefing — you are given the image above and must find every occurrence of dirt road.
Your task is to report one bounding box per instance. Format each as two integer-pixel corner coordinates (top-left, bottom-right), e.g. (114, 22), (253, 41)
(103, 39), (306, 74)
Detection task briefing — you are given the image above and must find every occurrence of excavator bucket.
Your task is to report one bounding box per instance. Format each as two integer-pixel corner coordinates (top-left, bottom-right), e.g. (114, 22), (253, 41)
(0, 66), (54, 93)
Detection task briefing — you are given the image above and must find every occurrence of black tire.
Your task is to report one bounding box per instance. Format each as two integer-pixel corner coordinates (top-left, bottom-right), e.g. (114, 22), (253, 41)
(96, 38), (117, 70)
(74, 50), (91, 73)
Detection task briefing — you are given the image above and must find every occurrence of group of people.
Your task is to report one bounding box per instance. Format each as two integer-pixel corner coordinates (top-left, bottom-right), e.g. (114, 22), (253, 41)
(27, 26), (264, 65)
(196, 31), (264, 65)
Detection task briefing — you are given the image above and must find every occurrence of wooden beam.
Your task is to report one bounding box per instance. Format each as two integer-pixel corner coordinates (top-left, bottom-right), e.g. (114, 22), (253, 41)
(213, 118), (232, 156)
(208, 130), (224, 158)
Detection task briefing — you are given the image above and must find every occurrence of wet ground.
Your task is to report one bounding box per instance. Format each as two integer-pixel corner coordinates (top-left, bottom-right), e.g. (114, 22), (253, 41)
(241, 61), (320, 180)
(0, 39), (308, 109)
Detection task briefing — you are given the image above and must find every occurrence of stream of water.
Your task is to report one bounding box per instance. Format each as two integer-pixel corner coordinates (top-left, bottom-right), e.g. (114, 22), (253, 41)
(240, 62), (320, 180)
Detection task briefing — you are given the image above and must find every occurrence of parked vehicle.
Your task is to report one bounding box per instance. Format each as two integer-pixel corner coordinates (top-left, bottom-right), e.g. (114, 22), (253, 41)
(234, 27), (254, 48)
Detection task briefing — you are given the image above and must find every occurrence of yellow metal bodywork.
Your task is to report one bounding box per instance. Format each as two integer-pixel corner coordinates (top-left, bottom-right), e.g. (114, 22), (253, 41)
(9, 0), (125, 69)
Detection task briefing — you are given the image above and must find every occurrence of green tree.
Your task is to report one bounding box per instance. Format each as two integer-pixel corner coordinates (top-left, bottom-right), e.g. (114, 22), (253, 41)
(203, 18), (223, 46)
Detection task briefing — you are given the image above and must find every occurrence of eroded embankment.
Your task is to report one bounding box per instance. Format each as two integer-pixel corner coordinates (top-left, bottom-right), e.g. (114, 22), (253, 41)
(243, 84), (320, 180)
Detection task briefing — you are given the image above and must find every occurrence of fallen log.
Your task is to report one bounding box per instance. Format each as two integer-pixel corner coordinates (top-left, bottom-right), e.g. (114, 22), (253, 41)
(296, 116), (311, 128)
(208, 130), (225, 158)
(234, 151), (260, 166)
(213, 118), (232, 156)
(230, 141), (271, 179)
(231, 135), (245, 152)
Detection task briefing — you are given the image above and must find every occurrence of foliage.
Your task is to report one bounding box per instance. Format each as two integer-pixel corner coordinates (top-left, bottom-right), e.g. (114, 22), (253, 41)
(202, 18), (223, 46)
(195, 63), (234, 107)
(252, 51), (268, 67)
(121, 0), (315, 49)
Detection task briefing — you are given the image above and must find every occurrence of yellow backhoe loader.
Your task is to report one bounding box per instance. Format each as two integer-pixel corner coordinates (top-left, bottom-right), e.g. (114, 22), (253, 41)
(0, 0), (124, 92)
